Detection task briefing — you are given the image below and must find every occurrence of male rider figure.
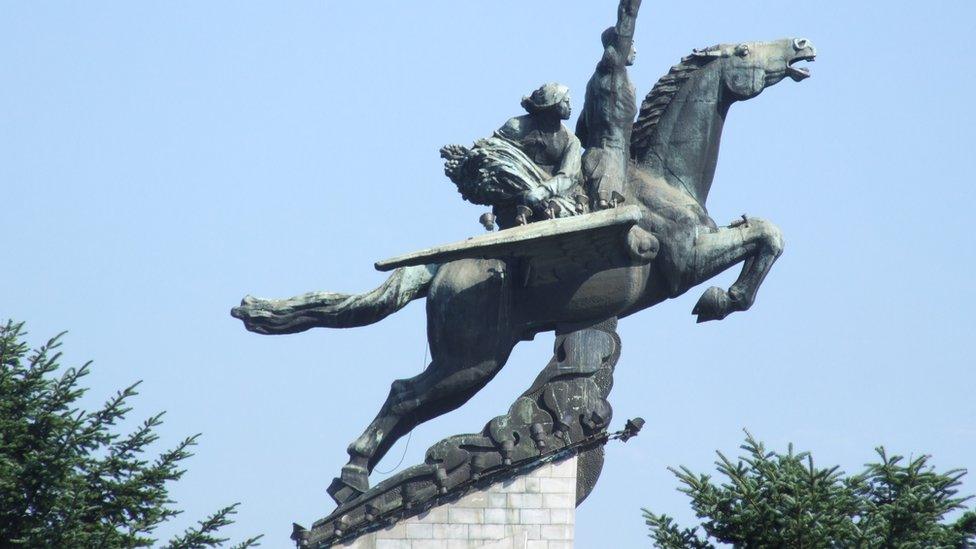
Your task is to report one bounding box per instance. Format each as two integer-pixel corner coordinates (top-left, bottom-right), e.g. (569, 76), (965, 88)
(576, 0), (642, 210)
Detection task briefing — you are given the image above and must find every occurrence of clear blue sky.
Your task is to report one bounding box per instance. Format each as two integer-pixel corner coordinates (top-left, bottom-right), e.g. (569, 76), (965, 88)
(3, 1), (974, 547)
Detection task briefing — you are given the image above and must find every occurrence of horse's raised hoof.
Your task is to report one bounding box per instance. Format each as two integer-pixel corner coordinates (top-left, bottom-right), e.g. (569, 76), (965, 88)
(693, 286), (730, 323)
(327, 463), (370, 505)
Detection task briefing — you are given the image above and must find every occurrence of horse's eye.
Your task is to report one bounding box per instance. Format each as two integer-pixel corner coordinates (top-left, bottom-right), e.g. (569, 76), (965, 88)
(793, 38), (810, 51)
(735, 44), (750, 57)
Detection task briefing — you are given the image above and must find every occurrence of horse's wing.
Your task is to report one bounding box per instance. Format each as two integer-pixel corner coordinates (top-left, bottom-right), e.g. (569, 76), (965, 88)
(374, 205), (644, 273)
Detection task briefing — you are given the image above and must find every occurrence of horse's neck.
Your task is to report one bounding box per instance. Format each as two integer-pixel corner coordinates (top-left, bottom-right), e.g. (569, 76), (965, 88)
(639, 69), (730, 206)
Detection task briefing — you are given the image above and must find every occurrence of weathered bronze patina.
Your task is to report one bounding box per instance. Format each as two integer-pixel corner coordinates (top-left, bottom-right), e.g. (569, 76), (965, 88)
(231, 0), (816, 528)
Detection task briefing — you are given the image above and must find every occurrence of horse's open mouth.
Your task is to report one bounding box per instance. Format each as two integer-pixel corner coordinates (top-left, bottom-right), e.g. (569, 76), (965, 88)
(787, 54), (815, 81)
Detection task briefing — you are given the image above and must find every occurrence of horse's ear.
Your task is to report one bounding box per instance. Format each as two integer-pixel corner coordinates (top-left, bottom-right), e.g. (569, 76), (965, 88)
(724, 65), (765, 98)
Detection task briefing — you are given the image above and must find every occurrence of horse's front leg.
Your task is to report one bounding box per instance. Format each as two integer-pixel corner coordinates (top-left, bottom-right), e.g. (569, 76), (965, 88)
(687, 217), (784, 322)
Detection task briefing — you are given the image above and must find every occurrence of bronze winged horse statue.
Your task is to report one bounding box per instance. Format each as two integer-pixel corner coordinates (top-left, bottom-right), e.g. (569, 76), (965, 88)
(232, 37), (817, 503)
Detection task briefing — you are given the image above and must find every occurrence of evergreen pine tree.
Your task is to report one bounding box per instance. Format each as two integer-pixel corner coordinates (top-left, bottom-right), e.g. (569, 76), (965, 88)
(644, 431), (976, 548)
(0, 320), (262, 548)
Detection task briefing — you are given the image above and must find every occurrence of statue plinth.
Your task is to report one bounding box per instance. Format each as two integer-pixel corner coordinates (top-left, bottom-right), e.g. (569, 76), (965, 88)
(323, 455), (578, 549)
(293, 320), (644, 548)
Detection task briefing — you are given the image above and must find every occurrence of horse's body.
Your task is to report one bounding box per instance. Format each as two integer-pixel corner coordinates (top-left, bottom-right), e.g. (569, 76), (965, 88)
(232, 38), (816, 503)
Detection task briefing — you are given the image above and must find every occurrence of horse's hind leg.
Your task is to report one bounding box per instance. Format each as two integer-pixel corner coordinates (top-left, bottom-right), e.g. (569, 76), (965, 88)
(688, 217), (785, 322)
(329, 259), (515, 504)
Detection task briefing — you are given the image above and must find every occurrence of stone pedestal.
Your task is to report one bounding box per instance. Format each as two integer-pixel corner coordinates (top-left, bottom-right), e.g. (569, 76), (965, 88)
(296, 321), (644, 548)
(338, 456), (577, 549)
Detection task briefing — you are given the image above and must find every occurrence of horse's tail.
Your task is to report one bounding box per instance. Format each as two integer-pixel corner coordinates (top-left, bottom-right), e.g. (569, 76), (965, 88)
(231, 264), (438, 335)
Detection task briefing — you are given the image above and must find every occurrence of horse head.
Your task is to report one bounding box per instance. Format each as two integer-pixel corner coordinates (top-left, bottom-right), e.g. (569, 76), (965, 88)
(631, 38), (816, 206)
(693, 38), (817, 100)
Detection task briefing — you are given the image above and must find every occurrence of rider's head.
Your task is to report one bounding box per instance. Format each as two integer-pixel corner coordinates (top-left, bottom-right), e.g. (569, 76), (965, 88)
(521, 83), (572, 120)
(602, 27), (637, 66)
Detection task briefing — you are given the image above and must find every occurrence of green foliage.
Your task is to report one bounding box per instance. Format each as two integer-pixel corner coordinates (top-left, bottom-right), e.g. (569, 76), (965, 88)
(0, 320), (262, 548)
(643, 431), (976, 548)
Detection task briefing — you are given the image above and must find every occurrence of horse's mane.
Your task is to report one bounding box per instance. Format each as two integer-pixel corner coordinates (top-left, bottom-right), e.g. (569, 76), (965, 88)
(630, 45), (722, 163)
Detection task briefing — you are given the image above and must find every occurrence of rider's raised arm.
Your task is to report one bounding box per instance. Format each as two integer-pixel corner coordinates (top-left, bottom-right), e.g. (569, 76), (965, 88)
(605, 0), (641, 67)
